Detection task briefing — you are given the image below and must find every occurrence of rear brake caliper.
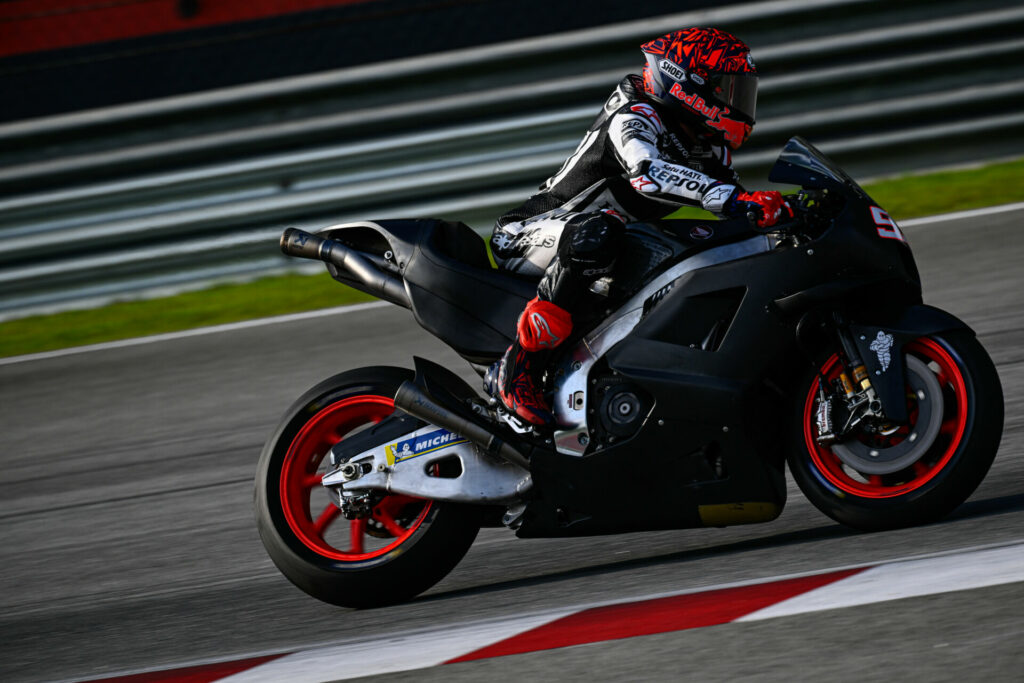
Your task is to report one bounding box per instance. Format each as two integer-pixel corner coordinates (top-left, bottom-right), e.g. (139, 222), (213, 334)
(340, 493), (375, 520)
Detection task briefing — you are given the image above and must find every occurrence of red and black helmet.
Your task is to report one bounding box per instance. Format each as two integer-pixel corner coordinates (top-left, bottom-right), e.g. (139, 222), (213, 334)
(640, 28), (758, 150)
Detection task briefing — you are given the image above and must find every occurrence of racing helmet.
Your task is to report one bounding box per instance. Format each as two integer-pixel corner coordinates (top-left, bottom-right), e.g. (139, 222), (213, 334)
(640, 28), (758, 149)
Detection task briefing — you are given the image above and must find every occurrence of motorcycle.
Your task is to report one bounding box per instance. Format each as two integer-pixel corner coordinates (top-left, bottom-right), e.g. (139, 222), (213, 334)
(255, 137), (1003, 608)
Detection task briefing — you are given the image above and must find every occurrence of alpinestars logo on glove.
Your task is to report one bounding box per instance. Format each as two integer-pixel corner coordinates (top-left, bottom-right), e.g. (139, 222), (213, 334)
(529, 312), (562, 348)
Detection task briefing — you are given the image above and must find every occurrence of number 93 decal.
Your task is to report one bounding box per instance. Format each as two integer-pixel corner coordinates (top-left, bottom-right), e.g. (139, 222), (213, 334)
(870, 206), (906, 242)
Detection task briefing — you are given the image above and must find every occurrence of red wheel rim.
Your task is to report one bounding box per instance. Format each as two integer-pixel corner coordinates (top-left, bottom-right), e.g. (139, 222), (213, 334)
(279, 395), (432, 561)
(803, 337), (968, 499)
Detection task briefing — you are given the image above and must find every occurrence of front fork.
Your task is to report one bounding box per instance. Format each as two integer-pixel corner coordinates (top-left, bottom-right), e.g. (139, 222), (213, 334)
(814, 312), (897, 444)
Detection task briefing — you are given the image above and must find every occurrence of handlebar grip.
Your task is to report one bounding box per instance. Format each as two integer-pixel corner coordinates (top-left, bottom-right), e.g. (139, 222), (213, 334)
(280, 228), (332, 261)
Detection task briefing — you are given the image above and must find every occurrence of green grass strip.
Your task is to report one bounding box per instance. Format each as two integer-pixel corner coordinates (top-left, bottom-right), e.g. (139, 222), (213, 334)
(0, 274), (374, 358)
(2, 157), (1023, 359)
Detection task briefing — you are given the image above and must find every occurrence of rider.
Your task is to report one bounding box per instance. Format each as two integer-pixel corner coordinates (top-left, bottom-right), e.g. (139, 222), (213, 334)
(490, 27), (791, 426)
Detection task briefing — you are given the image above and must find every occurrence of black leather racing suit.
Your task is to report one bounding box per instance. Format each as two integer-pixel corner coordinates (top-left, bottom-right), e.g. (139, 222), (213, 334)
(490, 74), (743, 309)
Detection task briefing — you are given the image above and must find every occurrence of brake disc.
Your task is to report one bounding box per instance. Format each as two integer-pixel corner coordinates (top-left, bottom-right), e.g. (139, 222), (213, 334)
(831, 355), (944, 476)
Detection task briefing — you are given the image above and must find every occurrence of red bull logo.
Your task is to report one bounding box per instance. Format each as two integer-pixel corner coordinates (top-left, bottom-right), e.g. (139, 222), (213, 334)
(705, 113), (752, 149)
(669, 83), (750, 149)
(669, 83), (719, 119)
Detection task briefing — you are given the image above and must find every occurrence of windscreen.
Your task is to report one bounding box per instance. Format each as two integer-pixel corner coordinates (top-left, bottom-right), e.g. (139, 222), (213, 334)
(768, 137), (868, 199)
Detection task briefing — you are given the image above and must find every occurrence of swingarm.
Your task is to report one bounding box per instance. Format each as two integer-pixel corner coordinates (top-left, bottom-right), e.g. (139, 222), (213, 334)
(321, 418), (531, 512)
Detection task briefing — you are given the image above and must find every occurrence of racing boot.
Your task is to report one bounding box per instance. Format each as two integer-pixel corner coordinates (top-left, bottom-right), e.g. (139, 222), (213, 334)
(495, 297), (573, 426)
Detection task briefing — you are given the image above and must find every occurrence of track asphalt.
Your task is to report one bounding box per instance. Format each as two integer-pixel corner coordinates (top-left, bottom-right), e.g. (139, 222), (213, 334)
(1, 206), (1021, 682)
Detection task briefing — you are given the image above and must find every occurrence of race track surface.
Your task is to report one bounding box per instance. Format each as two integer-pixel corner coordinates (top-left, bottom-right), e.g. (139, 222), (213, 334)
(1, 207), (1022, 682)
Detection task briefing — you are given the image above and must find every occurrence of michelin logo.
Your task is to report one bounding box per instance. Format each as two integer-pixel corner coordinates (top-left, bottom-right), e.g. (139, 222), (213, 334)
(386, 428), (468, 465)
(869, 331), (895, 372)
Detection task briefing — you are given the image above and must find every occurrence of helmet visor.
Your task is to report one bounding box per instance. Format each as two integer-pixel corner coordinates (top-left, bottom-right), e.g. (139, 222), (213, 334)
(706, 72), (758, 122)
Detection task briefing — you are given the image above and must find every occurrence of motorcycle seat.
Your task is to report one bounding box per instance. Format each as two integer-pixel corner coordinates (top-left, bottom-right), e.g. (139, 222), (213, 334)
(323, 218), (534, 364)
(405, 219), (537, 363)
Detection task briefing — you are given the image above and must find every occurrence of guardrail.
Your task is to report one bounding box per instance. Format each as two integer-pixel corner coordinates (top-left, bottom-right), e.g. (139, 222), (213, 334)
(1, 0), (1022, 319)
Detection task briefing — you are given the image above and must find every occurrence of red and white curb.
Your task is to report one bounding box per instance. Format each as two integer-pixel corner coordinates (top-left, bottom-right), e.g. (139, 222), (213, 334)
(86, 541), (1024, 682)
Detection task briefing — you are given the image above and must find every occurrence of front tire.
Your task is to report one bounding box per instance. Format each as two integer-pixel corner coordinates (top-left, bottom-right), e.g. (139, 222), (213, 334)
(789, 330), (1003, 531)
(255, 366), (480, 608)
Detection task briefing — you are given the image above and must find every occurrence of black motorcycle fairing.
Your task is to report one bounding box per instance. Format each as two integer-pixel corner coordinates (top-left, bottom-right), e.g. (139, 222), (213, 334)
(608, 216), (763, 304)
(518, 370), (788, 537)
(517, 164), (933, 537)
(606, 194), (926, 428)
(517, 252), (804, 538)
(773, 275), (914, 316)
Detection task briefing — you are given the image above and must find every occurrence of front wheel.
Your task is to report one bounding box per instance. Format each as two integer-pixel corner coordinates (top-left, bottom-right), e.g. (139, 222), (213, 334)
(789, 330), (1003, 531)
(255, 366), (481, 608)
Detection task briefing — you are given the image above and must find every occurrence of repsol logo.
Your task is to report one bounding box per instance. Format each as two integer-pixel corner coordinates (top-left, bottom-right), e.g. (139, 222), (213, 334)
(648, 165), (709, 193)
(658, 59), (686, 82)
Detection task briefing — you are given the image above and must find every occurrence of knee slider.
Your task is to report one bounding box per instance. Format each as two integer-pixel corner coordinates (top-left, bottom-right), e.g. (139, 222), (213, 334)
(563, 212), (624, 275)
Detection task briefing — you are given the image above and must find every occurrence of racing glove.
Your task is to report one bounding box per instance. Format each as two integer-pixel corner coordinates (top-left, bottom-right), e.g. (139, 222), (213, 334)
(701, 184), (793, 228)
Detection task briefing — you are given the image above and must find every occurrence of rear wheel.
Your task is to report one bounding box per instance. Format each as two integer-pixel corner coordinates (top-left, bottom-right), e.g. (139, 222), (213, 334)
(789, 330), (1003, 530)
(255, 366), (480, 607)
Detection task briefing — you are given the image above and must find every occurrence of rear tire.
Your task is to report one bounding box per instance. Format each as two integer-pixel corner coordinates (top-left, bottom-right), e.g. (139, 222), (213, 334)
(255, 366), (481, 608)
(788, 330), (1003, 531)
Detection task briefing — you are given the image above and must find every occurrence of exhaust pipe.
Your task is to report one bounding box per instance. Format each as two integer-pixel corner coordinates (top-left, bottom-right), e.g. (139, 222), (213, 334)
(394, 381), (531, 471)
(280, 227), (410, 307)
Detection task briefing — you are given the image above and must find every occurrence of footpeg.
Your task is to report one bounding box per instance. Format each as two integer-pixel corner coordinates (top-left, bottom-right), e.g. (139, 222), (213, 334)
(502, 501), (528, 530)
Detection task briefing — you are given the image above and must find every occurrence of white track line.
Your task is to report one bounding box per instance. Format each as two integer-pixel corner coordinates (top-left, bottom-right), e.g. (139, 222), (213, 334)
(0, 301), (389, 366)
(899, 200), (1024, 227)
(5, 202), (1022, 368)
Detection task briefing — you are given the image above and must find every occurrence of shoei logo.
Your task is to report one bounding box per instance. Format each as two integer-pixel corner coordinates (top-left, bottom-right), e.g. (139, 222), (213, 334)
(658, 59), (687, 82)
(385, 428), (468, 465)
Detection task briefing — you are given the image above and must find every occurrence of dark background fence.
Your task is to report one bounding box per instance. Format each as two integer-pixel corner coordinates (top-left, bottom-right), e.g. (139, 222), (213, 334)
(1, 0), (1021, 318)
(0, 0), (740, 121)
